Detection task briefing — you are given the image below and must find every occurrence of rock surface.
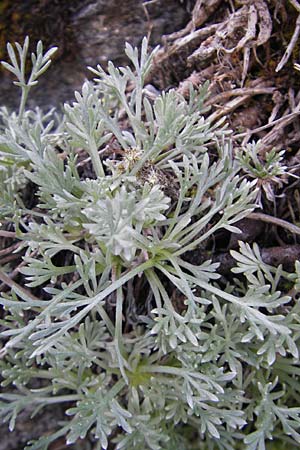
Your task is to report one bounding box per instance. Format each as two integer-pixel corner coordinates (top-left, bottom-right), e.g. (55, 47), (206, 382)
(0, 0), (191, 110)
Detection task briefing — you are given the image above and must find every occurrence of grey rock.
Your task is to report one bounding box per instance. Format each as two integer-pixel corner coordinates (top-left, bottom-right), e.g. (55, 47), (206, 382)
(0, 0), (191, 112)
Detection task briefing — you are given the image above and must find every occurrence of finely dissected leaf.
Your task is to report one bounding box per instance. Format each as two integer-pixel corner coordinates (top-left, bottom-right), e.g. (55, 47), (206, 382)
(0, 36), (299, 450)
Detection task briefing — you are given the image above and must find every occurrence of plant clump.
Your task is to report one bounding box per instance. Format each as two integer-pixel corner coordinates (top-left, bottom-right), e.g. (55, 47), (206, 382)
(0, 37), (300, 450)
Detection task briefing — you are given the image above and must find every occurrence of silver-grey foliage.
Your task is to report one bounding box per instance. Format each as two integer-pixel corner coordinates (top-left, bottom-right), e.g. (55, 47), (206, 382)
(0, 37), (300, 450)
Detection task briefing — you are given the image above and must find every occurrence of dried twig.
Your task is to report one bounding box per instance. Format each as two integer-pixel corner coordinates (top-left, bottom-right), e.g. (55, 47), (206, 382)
(255, 0), (272, 46)
(142, 1), (154, 42)
(164, 0), (222, 42)
(205, 86), (275, 107)
(268, 91), (285, 123)
(249, 212), (300, 236)
(0, 268), (39, 301)
(276, 13), (300, 72)
(0, 230), (16, 238)
(237, 4), (257, 50)
(0, 242), (20, 256)
(241, 46), (251, 87)
(233, 111), (300, 139)
(207, 95), (249, 122)
(188, 6), (249, 63)
(155, 23), (220, 66)
(207, 86), (275, 122)
(0, 254), (21, 265)
(260, 100), (300, 150)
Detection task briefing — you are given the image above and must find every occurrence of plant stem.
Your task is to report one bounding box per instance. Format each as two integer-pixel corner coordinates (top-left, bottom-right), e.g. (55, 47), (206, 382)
(18, 86), (29, 121)
(89, 138), (105, 177)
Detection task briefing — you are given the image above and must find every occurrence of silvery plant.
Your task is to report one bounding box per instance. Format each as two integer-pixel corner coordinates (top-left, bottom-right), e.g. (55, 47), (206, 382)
(0, 36), (300, 450)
